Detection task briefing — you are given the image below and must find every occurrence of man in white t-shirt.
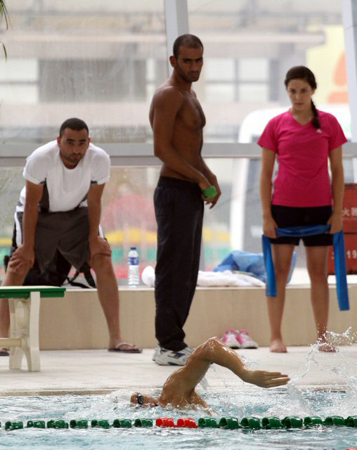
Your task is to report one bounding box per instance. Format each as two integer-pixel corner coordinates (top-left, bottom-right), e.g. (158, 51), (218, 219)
(0, 118), (141, 355)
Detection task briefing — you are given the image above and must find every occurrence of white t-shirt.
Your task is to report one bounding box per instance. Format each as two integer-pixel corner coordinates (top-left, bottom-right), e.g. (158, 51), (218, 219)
(19, 140), (110, 212)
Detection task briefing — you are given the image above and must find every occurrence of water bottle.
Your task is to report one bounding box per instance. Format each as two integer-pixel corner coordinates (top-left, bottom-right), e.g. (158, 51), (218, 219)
(128, 247), (140, 287)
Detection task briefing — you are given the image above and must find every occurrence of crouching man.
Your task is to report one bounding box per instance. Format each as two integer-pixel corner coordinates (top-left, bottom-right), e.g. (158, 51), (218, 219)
(1, 118), (140, 354)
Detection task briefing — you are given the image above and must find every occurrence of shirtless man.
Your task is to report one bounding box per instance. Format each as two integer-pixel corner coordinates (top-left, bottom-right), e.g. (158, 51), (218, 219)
(131, 337), (290, 409)
(149, 34), (221, 366)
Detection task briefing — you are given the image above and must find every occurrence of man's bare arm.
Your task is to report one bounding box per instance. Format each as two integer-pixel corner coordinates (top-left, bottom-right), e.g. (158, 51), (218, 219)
(162, 338), (290, 397)
(10, 180), (43, 271)
(200, 159), (221, 208)
(152, 87), (210, 190)
(87, 183), (111, 260)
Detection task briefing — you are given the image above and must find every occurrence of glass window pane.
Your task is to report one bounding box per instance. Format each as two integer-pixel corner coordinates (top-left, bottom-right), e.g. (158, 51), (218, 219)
(239, 58), (269, 81)
(205, 58), (235, 81)
(206, 84), (235, 102)
(146, 58), (155, 82)
(146, 84), (157, 102)
(2, 0), (167, 144)
(0, 85), (38, 104)
(101, 167), (160, 283)
(239, 84), (269, 102)
(0, 59), (38, 82)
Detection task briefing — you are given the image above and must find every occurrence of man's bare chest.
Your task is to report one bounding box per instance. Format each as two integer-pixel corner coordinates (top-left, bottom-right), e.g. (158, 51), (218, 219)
(178, 97), (206, 130)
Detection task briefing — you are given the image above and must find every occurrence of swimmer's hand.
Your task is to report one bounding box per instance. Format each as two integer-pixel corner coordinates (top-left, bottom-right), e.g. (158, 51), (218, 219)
(242, 369), (290, 388)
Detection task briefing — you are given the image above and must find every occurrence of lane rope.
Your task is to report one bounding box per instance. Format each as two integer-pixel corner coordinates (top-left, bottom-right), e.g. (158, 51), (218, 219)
(3, 415), (357, 430)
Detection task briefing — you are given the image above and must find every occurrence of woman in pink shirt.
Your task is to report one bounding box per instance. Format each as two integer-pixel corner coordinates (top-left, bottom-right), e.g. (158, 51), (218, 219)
(258, 66), (347, 353)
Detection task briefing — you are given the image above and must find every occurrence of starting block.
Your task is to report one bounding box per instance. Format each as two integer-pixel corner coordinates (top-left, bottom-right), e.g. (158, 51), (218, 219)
(0, 286), (66, 372)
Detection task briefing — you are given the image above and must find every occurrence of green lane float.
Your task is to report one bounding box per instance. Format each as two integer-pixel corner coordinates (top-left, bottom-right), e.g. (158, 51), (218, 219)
(119, 419), (132, 428)
(112, 419), (120, 428)
(47, 420), (55, 429)
(281, 416), (303, 428)
(219, 417), (240, 429)
(346, 416), (357, 427)
(134, 419), (153, 427)
(54, 420), (68, 429)
(262, 417), (282, 429)
(70, 420), (88, 429)
(27, 420), (45, 429)
(5, 421), (23, 431)
(198, 417), (219, 428)
(91, 420), (110, 429)
(324, 416), (345, 427)
(303, 416), (323, 427)
(47, 420), (68, 429)
(240, 417), (261, 429)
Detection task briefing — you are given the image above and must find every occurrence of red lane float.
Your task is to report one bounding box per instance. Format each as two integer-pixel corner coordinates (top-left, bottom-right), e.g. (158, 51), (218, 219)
(156, 417), (198, 428)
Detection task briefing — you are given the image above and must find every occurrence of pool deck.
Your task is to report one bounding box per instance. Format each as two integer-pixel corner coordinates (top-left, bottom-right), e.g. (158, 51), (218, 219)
(0, 345), (355, 397)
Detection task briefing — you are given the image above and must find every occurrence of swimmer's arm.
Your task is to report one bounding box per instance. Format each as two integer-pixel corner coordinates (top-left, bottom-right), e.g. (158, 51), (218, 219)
(151, 88), (210, 190)
(87, 184), (111, 259)
(165, 338), (290, 396)
(328, 146), (344, 234)
(260, 148), (277, 238)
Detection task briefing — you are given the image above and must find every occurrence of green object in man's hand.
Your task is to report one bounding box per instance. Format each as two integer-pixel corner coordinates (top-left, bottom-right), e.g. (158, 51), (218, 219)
(202, 185), (217, 200)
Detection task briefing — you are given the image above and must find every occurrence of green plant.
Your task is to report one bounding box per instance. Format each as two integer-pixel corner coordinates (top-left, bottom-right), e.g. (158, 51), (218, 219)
(0, 0), (9, 59)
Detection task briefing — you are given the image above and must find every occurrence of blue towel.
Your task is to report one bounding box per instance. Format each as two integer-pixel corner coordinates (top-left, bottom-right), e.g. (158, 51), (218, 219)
(214, 249), (297, 284)
(262, 225), (349, 311)
(214, 250), (267, 282)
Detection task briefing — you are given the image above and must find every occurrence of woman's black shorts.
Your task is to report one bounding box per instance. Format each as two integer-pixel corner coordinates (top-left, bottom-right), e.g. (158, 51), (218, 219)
(270, 205), (333, 247)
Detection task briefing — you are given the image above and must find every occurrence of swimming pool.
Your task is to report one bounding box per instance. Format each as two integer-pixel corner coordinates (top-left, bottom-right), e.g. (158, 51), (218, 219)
(1, 332), (357, 450)
(1, 387), (357, 450)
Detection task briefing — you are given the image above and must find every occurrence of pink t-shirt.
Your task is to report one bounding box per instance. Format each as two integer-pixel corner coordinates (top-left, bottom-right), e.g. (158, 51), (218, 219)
(257, 110), (347, 207)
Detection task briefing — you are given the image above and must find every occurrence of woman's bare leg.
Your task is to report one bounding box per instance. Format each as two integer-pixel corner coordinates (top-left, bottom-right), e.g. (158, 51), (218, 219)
(267, 244), (295, 353)
(306, 245), (334, 352)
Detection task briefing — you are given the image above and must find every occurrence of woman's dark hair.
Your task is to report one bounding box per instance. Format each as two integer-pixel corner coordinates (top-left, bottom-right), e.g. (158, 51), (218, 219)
(284, 66), (320, 129)
(59, 118), (89, 137)
(173, 34), (203, 60)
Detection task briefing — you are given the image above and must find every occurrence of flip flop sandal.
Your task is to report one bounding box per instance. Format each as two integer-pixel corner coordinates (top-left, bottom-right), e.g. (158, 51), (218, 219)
(108, 341), (142, 353)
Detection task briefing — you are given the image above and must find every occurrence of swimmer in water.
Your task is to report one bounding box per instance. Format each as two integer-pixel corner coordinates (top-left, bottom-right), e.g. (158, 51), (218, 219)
(130, 337), (290, 409)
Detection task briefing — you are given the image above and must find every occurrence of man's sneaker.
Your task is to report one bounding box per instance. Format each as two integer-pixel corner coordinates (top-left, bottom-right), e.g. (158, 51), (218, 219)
(220, 329), (241, 349)
(154, 346), (192, 366)
(236, 330), (259, 349)
(153, 345), (193, 362)
(152, 345), (160, 361)
(180, 346), (194, 356)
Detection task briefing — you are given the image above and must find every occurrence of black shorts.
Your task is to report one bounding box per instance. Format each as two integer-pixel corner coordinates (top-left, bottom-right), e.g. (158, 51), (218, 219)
(13, 207), (96, 271)
(270, 205), (333, 247)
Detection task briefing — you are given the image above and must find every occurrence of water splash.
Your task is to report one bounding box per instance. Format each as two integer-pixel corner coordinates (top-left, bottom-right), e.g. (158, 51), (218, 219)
(283, 328), (357, 418)
(199, 376), (209, 390)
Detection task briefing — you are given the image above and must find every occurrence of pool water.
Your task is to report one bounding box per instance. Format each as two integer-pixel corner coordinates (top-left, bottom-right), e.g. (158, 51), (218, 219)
(0, 388), (357, 450)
